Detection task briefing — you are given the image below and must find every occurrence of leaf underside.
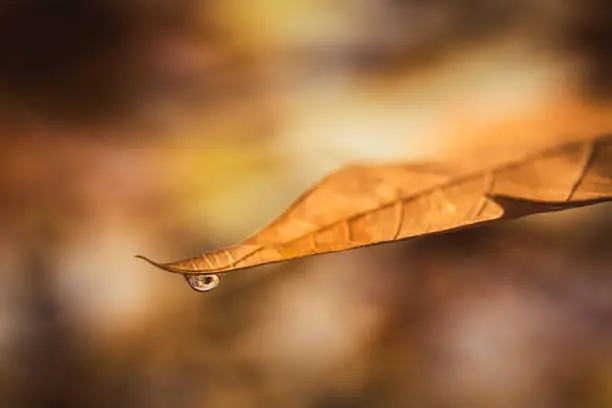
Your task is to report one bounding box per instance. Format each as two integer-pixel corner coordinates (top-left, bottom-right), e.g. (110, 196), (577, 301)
(137, 134), (612, 276)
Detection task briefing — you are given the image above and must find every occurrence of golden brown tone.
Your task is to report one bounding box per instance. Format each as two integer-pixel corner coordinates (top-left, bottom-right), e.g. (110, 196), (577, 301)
(138, 133), (612, 289)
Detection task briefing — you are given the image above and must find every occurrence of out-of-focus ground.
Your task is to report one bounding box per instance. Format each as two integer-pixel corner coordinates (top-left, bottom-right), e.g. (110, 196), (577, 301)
(0, 1), (611, 407)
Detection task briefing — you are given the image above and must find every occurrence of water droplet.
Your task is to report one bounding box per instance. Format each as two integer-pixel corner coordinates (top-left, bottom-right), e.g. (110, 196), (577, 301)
(185, 274), (220, 292)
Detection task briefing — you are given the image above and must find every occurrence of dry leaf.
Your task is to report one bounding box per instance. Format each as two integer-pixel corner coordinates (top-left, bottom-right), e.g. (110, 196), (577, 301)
(137, 134), (612, 291)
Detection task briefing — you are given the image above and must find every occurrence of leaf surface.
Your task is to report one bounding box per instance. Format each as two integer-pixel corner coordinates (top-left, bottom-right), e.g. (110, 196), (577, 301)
(137, 134), (612, 277)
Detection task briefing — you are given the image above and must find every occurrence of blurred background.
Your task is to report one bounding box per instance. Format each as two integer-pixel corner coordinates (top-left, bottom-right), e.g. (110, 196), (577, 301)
(0, 1), (611, 407)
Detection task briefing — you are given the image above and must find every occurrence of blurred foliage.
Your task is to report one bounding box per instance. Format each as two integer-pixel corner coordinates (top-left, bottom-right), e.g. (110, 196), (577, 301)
(0, 1), (610, 408)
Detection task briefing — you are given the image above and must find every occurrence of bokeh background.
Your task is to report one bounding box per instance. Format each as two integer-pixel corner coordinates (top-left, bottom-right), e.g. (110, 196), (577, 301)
(0, 1), (611, 407)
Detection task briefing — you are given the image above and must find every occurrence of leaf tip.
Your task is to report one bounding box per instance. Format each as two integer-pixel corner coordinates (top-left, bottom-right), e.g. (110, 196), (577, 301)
(135, 254), (166, 270)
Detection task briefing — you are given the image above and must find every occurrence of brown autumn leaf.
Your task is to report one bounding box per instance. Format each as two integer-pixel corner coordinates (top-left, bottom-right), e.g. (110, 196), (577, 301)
(137, 133), (612, 291)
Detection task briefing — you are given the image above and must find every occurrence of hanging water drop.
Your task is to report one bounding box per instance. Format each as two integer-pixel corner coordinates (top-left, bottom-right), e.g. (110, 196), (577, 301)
(185, 274), (220, 292)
